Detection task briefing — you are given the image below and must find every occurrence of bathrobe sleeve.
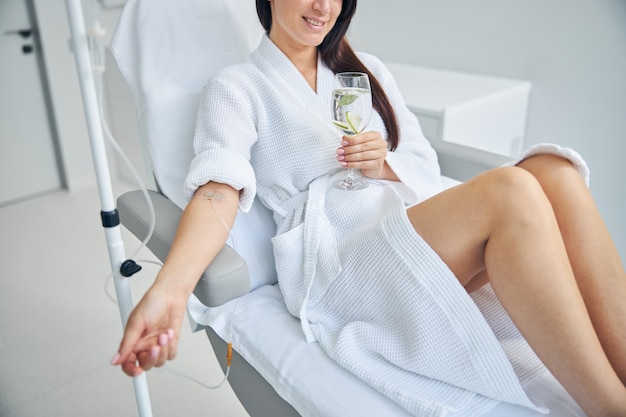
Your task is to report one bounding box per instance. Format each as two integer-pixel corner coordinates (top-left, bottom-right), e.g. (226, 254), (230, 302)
(184, 70), (259, 212)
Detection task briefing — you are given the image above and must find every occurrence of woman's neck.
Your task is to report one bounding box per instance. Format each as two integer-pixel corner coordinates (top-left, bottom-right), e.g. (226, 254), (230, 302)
(269, 35), (318, 91)
(294, 56), (318, 91)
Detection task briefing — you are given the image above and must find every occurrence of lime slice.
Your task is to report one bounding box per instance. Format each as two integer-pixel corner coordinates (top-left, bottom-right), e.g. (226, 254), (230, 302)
(333, 120), (351, 132)
(346, 111), (363, 133)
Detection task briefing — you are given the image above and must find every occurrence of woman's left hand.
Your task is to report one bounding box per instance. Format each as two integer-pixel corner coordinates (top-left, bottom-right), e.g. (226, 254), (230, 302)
(336, 131), (389, 179)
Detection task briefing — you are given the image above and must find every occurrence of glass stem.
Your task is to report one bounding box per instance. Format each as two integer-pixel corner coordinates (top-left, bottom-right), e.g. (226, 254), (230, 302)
(346, 168), (357, 185)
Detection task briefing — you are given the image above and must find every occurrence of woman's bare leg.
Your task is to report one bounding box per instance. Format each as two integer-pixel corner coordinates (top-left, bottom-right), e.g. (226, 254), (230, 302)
(406, 166), (626, 416)
(518, 154), (626, 385)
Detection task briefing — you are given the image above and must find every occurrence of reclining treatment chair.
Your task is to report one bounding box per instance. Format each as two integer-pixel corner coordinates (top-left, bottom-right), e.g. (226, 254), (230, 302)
(110, 0), (583, 416)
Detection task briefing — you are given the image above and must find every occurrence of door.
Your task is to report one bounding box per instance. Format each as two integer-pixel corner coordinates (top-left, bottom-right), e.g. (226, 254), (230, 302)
(0, 0), (63, 206)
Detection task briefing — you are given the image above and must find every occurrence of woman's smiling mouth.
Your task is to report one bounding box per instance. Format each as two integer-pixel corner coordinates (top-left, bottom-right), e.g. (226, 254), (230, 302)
(303, 16), (324, 27)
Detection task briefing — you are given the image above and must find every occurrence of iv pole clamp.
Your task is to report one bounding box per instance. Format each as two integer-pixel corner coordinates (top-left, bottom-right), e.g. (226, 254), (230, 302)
(64, 1), (153, 416)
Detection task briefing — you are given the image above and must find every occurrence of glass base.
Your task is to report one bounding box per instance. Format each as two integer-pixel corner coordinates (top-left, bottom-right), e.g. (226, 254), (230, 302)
(335, 179), (368, 191)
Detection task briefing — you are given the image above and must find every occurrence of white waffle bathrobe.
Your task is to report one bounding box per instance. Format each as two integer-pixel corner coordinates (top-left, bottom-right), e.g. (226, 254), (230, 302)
(185, 35), (589, 417)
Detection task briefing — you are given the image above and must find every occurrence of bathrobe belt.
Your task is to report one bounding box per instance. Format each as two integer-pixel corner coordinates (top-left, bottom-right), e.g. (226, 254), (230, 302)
(273, 176), (332, 342)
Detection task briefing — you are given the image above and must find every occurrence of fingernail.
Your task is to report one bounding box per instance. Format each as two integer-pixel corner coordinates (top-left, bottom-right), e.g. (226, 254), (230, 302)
(336, 148), (345, 155)
(151, 346), (160, 358)
(167, 329), (175, 339)
(159, 333), (168, 346)
(340, 162), (348, 167)
(342, 141), (349, 146)
(110, 353), (120, 365)
(337, 155), (345, 161)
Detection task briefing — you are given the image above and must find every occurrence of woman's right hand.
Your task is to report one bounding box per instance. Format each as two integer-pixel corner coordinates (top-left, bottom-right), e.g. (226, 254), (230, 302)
(110, 282), (188, 376)
(336, 131), (396, 180)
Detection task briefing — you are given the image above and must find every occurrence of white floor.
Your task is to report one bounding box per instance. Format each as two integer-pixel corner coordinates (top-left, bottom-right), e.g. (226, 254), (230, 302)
(0, 182), (249, 417)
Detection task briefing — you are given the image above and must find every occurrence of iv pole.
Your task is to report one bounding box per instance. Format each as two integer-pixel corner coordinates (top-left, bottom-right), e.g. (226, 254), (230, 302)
(64, 1), (153, 415)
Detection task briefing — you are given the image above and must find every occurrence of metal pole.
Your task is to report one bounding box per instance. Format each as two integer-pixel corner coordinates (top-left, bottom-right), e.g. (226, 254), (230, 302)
(64, 1), (153, 415)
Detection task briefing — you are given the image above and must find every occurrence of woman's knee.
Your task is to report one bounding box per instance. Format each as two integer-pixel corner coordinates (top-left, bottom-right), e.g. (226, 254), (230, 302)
(476, 166), (551, 223)
(517, 154), (579, 186)
(517, 155), (592, 218)
(479, 166), (544, 200)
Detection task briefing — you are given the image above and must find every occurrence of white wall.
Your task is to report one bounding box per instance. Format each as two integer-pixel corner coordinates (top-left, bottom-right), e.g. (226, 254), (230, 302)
(32, 0), (123, 192)
(33, 0), (93, 191)
(350, 0), (626, 261)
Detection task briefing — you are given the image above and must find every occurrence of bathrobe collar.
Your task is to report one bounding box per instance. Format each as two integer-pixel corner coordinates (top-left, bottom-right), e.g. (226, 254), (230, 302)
(251, 35), (337, 133)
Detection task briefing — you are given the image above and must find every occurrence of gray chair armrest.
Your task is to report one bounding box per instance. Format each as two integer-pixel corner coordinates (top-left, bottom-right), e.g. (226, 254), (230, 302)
(432, 138), (513, 181)
(117, 190), (250, 307)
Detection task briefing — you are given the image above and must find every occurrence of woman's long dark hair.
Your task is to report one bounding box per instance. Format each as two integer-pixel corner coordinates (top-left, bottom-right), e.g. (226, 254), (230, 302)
(256, 0), (399, 150)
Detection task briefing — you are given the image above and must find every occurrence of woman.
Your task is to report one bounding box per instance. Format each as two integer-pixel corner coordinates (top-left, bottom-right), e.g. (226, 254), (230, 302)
(111, 0), (626, 415)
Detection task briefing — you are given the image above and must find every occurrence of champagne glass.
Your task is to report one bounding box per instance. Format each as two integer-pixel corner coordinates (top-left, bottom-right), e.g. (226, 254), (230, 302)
(332, 72), (372, 191)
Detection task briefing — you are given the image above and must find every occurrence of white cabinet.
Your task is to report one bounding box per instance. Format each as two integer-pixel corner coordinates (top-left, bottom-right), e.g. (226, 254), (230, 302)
(386, 63), (531, 158)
